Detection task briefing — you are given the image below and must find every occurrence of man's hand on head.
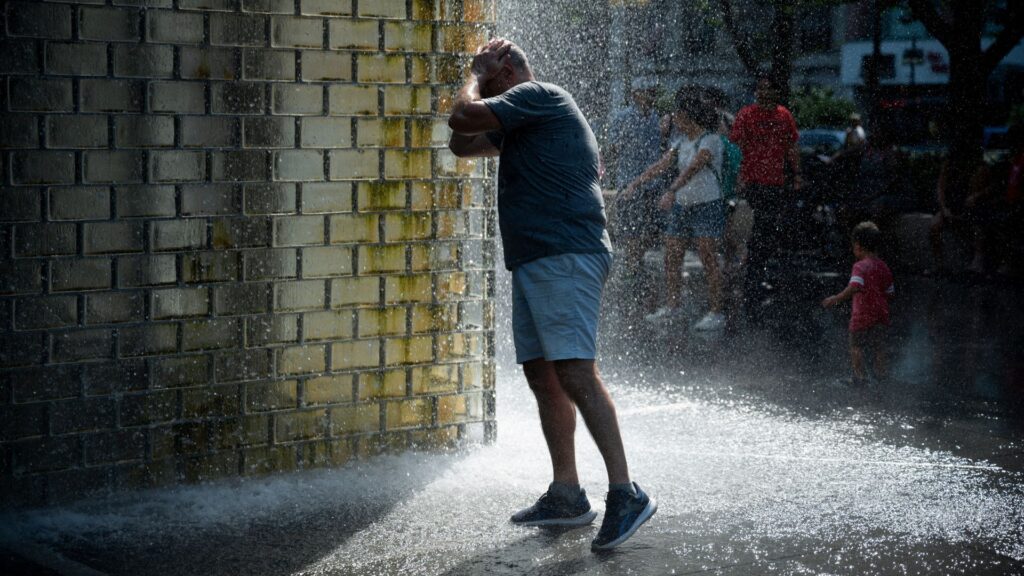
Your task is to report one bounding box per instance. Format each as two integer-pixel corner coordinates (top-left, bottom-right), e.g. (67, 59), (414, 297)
(471, 38), (512, 83)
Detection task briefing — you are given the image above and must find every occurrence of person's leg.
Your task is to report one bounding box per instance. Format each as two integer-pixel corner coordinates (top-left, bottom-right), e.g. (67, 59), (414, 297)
(696, 237), (723, 312)
(872, 327), (890, 380)
(849, 333), (867, 381)
(664, 236), (687, 310)
(929, 212), (945, 271)
(622, 237), (644, 276)
(743, 190), (770, 312)
(522, 359), (579, 486)
(553, 359), (629, 485)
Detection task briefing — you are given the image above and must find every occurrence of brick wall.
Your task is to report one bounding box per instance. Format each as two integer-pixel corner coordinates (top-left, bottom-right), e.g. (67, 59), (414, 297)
(0, 0), (496, 508)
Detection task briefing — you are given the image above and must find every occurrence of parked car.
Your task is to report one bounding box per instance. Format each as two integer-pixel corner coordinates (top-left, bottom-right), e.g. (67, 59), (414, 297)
(798, 128), (846, 158)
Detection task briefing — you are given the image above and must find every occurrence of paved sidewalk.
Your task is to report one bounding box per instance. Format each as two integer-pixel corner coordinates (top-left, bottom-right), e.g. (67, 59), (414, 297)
(2, 276), (1023, 576)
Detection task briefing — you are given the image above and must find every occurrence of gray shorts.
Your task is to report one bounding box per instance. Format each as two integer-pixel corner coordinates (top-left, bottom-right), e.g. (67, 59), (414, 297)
(511, 252), (612, 364)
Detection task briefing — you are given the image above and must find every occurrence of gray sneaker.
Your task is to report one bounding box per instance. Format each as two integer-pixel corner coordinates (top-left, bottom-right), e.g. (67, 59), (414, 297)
(510, 487), (598, 527)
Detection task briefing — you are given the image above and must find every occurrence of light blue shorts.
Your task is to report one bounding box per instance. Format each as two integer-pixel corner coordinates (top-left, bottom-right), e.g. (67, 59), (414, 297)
(511, 252), (612, 364)
(664, 200), (726, 239)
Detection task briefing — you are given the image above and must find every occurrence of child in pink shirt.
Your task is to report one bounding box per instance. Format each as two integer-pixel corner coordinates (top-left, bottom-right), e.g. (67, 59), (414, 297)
(822, 222), (895, 383)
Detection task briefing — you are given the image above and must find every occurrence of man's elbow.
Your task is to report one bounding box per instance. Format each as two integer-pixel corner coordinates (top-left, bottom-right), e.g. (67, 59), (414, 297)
(448, 140), (468, 158)
(448, 112), (474, 135)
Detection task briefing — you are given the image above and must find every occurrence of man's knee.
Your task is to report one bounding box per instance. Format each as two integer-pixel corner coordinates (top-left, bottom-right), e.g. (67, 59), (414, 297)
(552, 359), (600, 401)
(523, 360), (558, 394)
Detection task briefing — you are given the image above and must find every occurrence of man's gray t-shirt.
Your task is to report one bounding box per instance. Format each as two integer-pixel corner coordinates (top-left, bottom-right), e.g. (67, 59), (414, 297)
(482, 81), (613, 270)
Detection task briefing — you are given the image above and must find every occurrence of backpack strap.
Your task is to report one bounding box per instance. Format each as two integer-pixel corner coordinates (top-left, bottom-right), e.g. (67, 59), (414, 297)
(692, 132), (724, 197)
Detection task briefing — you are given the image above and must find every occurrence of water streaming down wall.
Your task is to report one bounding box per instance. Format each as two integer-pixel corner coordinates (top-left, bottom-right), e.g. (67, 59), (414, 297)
(0, 0), (498, 507)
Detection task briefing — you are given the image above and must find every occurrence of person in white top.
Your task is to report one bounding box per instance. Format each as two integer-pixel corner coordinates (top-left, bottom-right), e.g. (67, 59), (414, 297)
(623, 92), (727, 331)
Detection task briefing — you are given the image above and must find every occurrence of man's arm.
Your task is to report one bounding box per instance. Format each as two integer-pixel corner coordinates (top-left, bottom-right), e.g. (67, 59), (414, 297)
(822, 282), (861, 308)
(447, 78), (503, 136)
(788, 142), (802, 190)
(449, 132), (500, 158)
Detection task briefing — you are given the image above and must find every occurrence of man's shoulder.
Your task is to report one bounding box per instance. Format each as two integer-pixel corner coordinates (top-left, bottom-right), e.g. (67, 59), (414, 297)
(735, 105), (757, 119)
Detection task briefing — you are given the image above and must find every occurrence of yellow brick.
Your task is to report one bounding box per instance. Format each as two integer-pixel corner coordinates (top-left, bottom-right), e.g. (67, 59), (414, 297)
(410, 55), (430, 84)
(437, 91), (454, 115)
(462, 0), (496, 23)
(241, 444), (299, 475)
(385, 335), (433, 365)
(384, 22), (432, 52)
(358, 369), (407, 400)
(274, 280), (326, 312)
(274, 409), (327, 443)
(300, 439), (352, 468)
(182, 385), (239, 418)
(411, 303), (457, 333)
(304, 309), (354, 341)
(246, 380), (299, 412)
(184, 452), (239, 482)
(409, 117), (434, 145)
(302, 182), (353, 214)
(330, 276), (379, 307)
(412, 364), (459, 395)
(304, 373), (354, 405)
(278, 344), (327, 375)
(461, 361), (490, 390)
(438, 24), (487, 54)
(440, 392), (485, 423)
(357, 54), (406, 84)
(357, 118), (405, 148)
(437, 394), (467, 424)
(362, 431), (409, 455)
(434, 211), (464, 239)
(435, 149), (482, 177)
(359, 244), (406, 274)
(411, 0), (436, 20)
(411, 244), (430, 271)
(410, 182), (435, 210)
(328, 85), (378, 116)
(384, 86), (431, 115)
(329, 213), (379, 244)
(358, 306), (408, 337)
(386, 397), (431, 429)
(437, 332), (482, 360)
(357, 181), (406, 211)
(331, 339), (381, 370)
(329, 20), (378, 49)
(384, 149), (431, 180)
(433, 182), (462, 209)
(302, 245), (354, 278)
(385, 274), (432, 304)
(331, 403), (380, 434)
(433, 54), (463, 83)
(437, 272), (467, 300)
(359, 0), (406, 19)
(328, 149), (378, 180)
(384, 213), (431, 242)
(410, 425), (459, 450)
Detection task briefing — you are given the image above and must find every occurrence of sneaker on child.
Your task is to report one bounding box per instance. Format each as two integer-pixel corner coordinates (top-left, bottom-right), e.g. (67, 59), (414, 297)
(510, 484), (597, 527)
(644, 306), (681, 323)
(693, 311), (726, 331)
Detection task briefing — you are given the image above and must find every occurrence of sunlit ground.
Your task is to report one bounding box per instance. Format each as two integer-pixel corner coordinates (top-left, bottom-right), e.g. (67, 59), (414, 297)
(2, 354), (1022, 575)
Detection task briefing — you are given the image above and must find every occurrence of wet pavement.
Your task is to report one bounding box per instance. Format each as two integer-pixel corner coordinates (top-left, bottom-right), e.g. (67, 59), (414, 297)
(1, 264), (1023, 576)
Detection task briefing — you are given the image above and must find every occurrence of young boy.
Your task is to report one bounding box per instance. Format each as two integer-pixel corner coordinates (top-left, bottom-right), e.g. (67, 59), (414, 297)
(822, 222), (895, 383)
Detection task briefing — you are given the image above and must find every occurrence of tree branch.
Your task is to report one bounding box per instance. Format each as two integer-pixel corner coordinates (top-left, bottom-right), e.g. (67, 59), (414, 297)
(718, 0), (765, 77)
(981, 3), (1024, 75)
(907, 0), (954, 47)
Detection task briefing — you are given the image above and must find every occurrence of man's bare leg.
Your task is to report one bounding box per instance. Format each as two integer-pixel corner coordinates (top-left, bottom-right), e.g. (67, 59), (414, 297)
(553, 359), (629, 485)
(523, 359), (579, 485)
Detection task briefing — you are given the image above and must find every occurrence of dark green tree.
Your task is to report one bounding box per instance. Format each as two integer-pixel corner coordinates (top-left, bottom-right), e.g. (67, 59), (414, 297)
(716, 0), (860, 102)
(905, 0), (1024, 192)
